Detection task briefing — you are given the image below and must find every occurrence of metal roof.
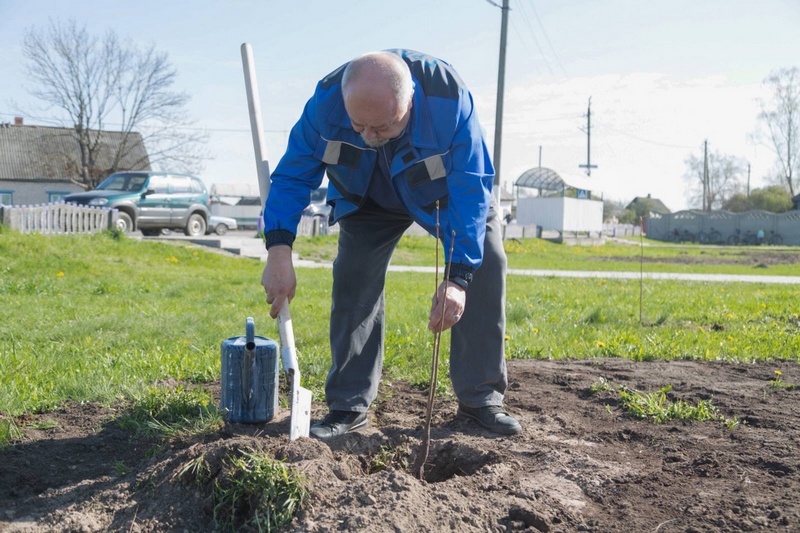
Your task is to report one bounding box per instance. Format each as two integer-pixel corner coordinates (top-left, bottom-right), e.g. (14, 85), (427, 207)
(0, 124), (150, 181)
(514, 166), (601, 193)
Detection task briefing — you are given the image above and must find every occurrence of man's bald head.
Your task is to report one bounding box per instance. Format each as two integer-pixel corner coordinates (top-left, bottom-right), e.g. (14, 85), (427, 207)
(341, 52), (414, 148)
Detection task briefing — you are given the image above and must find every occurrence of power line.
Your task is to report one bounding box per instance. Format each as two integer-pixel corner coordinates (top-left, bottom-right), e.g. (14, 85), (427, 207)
(509, 20), (543, 76)
(0, 112), (287, 134)
(525, 0), (568, 76)
(593, 120), (696, 150)
(512, 1), (554, 75)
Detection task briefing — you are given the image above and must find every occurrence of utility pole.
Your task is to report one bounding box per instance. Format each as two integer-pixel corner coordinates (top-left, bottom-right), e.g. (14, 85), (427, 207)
(578, 97), (597, 176)
(747, 163), (751, 197)
(492, 0), (509, 205)
(538, 145), (542, 168)
(702, 140), (709, 211)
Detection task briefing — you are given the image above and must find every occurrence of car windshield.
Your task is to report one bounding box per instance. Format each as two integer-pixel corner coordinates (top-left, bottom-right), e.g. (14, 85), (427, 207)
(97, 173), (148, 192)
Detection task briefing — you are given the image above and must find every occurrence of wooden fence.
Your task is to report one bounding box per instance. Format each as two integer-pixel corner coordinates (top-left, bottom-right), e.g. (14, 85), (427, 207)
(0, 202), (118, 234)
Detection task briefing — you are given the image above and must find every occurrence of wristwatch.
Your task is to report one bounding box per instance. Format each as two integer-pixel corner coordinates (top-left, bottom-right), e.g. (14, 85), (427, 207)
(447, 275), (470, 290)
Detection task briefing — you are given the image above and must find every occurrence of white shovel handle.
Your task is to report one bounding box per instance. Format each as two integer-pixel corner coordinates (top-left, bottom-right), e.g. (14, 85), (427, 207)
(278, 303), (299, 376)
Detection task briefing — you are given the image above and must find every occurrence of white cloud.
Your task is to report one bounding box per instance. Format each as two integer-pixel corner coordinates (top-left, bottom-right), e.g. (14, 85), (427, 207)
(476, 72), (773, 211)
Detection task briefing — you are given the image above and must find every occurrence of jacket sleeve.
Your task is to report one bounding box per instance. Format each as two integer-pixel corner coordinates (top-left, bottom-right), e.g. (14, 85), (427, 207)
(262, 89), (327, 248)
(443, 87), (495, 275)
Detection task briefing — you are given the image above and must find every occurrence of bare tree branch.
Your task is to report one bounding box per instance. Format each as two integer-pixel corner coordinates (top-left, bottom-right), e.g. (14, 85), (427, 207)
(683, 150), (746, 210)
(757, 67), (800, 197)
(21, 18), (208, 189)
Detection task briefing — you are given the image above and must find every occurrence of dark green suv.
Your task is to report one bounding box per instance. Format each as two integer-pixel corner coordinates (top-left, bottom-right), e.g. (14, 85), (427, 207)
(64, 171), (211, 236)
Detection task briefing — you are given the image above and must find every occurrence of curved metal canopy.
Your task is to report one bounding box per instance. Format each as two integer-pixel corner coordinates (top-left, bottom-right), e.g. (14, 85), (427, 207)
(515, 167), (600, 192)
(515, 167), (564, 190)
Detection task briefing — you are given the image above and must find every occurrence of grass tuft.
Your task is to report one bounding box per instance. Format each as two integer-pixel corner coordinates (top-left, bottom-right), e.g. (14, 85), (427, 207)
(0, 418), (23, 446)
(117, 385), (222, 439)
(213, 450), (308, 532)
(590, 380), (739, 428)
(618, 385), (719, 423)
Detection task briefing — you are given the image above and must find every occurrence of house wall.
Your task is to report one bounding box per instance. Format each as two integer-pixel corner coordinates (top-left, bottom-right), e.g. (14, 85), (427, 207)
(516, 196), (603, 232)
(0, 180), (84, 206)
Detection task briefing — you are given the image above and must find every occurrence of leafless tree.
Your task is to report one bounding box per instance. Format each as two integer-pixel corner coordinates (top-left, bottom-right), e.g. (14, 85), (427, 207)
(682, 150), (745, 210)
(757, 67), (799, 197)
(22, 19), (208, 190)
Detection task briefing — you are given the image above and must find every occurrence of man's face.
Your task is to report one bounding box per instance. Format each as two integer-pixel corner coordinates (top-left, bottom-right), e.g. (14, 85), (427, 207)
(345, 94), (412, 148)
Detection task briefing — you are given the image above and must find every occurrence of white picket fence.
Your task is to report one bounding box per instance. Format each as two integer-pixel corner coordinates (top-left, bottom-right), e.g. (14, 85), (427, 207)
(0, 202), (117, 234)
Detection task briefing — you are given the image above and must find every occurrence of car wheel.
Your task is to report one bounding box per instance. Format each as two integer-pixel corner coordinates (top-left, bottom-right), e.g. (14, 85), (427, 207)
(140, 228), (161, 237)
(215, 223), (229, 236)
(116, 212), (133, 234)
(184, 214), (207, 237)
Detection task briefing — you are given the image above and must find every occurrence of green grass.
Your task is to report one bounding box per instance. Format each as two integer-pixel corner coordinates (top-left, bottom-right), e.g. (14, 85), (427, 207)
(1, 228), (799, 422)
(212, 450), (308, 532)
(117, 385), (223, 439)
(297, 233), (800, 276)
(589, 379), (740, 428)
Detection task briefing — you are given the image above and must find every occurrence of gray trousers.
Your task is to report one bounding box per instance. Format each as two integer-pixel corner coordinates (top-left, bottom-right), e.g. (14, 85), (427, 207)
(325, 200), (508, 412)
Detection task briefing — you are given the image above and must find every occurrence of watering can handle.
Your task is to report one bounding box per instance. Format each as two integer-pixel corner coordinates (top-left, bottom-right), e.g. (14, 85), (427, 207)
(246, 317), (255, 344)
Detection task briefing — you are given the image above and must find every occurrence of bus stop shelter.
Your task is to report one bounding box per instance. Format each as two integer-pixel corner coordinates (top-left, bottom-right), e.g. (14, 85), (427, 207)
(514, 167), (603, 235)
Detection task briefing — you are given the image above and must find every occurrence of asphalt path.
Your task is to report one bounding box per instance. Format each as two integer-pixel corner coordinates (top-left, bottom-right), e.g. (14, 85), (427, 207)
(153, 230), (800, 285)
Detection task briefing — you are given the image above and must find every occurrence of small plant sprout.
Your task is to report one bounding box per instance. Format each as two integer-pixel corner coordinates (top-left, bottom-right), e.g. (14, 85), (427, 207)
(369, 444), (410, 474)
(769, 369), (796, 391)
(114, 461), (131, 476)
(589, 377), (612, 393)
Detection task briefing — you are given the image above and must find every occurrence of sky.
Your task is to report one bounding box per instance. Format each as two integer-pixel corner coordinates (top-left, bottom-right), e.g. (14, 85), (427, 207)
(1, 0), (798, 211)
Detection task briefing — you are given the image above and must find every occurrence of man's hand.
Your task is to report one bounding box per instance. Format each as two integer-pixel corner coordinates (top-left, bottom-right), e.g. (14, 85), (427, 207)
(428, 280), (466, 333)
(261, 245), (296, 318)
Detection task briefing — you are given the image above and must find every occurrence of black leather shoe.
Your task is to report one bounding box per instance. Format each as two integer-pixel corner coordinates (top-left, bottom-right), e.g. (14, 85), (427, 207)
(310, 410), (368, 440)
(457, 404), (522, 435)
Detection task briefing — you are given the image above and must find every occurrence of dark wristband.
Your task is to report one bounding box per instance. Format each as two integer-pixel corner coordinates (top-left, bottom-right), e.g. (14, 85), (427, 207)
(447, 275), (469, 290)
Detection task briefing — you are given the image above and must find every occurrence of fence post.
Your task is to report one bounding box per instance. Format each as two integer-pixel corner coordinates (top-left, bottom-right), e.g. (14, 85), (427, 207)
(108, 209), (119, 231)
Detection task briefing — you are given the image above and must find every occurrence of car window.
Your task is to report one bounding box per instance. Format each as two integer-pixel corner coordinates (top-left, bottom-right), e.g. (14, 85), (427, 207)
(128, 176), (147, 191)
(170, 177), (193, 193)
(147, 176), (169, 194)
(190, 179), (205, 194)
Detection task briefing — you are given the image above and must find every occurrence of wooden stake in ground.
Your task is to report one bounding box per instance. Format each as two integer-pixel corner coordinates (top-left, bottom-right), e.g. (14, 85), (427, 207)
(413, 200), (455, 479)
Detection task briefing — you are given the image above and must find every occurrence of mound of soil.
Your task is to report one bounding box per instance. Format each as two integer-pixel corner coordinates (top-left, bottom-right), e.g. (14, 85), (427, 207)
(2, 358), (798, 532)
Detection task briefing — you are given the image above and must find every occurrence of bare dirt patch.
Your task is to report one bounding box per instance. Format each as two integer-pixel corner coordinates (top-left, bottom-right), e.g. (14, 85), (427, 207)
(2, 358), (799, 532)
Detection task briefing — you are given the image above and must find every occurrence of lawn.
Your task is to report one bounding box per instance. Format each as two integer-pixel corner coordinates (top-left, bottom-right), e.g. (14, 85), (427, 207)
(1, 227), (798, 417)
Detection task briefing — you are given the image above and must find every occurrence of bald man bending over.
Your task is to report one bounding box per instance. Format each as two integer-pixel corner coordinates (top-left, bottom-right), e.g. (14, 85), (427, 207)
(261, 49), (521, 439)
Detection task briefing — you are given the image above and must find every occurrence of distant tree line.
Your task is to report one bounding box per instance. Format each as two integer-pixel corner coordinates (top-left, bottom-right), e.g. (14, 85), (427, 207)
(680, 67), (799, 211)
(606, 66), (798, 223)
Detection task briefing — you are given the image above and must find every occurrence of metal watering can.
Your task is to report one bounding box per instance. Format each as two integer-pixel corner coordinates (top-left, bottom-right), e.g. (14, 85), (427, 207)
(220, 317), (279, 423)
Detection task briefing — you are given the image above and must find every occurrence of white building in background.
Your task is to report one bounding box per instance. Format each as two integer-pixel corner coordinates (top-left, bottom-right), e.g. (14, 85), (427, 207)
(210, 182), (262, 229)
(514, 167), (604, 235)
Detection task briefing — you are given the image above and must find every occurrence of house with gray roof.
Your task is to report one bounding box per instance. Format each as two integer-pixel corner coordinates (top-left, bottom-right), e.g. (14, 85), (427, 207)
(0, 119), (150, 206)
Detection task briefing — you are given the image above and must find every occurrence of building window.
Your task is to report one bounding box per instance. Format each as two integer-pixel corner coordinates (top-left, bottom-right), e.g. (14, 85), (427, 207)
(48, 191), (70, 203)
(0, 191), (12, 206)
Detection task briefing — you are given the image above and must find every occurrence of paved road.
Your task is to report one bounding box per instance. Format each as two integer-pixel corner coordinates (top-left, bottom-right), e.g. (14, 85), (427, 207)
(151, 231), (800, 285)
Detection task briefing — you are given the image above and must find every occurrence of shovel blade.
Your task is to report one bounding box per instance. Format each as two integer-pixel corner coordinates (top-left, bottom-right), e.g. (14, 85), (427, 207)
(289, 382), (312, 441)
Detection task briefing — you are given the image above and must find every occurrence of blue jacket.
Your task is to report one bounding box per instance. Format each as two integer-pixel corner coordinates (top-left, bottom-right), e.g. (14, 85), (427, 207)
(263, 49), (495, 276)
